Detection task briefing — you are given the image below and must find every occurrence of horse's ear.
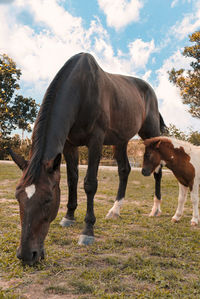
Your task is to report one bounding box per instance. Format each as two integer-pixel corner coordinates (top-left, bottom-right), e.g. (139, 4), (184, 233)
(144, 138), (161, 149)
(155, 140), (161, 149)
(8, 149), (28, 170)
(45, 153), (62, 173)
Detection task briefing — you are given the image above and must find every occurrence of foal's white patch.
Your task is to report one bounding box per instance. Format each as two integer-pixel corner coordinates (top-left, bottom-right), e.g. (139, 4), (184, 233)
(154, 165), (161, 174)
(25, 184), (36, 199)
(106, 198), (124, 218)
(169, 137), (200, 172)
(161, 160), (166, 167)
(170, 137), (193, 156)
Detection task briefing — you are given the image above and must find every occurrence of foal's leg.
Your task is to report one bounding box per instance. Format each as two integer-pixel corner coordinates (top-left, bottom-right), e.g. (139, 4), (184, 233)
(106, 142), (131, 219)
(149, 166), (162, 216)
(171, 183), (188, 223)
(60, 142), (79, 227)
(78, 131), (104, 245)
(190, 182), (199, 226)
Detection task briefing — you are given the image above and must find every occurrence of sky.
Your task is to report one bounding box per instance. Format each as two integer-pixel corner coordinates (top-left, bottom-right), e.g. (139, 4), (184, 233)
(0, 0), (200, 134)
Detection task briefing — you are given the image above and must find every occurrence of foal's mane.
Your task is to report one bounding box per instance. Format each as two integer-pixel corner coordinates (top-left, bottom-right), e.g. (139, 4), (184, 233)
(23, 54), (82, 185)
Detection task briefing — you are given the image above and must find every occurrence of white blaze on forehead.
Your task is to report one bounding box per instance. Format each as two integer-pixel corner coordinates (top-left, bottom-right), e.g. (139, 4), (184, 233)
(25, 184), (36, 199)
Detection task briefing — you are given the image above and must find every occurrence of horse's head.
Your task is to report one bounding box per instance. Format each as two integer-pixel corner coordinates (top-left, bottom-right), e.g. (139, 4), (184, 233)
(142, 137), (163, 176)
(9, 150), (61, 265)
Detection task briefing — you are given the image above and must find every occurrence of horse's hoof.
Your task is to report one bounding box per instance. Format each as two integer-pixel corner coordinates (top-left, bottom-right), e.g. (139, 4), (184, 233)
(171, 217), (179, 223)
(60, 217), (75, 227)
(191, 221), (198, 226)
(149, 209), (161, 217)
(106, 211), (120, 219)
(78, 235), (95, 245)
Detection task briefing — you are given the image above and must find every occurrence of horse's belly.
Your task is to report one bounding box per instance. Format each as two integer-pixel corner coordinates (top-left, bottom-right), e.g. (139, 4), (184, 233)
(103, 125), (140, 145)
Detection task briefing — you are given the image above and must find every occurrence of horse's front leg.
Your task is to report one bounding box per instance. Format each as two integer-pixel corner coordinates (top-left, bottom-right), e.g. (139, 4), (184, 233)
(172, 183), (188, 223)
(78, 131), (104, 245)
(106, 142), (131, 219)
(149, 165), (162, 216)
(60, 142), (79, 227)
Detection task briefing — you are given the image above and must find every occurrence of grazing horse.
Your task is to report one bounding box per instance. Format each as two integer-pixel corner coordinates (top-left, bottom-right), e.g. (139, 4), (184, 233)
(142, 136), (199, 226)
(10, 53), (166, 265)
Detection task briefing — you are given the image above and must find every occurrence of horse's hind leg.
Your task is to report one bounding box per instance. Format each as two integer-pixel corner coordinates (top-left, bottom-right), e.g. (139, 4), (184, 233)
(78, 130), (104, 245)
(106, 142), (131, 219)
(60, 142), (79, 227)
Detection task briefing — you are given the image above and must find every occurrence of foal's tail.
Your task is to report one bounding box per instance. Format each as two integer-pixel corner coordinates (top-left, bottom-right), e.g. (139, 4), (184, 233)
(159, 113), (168, 135)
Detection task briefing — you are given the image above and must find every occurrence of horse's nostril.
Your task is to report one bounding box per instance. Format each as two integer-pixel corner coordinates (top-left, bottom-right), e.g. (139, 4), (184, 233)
(142, 168), (146, 176)
(32, 251), (38, 261)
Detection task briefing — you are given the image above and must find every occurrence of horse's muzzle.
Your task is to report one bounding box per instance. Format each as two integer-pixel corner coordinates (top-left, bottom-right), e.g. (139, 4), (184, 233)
(141, 168), (151, 176)
(17, 247), (45, 266)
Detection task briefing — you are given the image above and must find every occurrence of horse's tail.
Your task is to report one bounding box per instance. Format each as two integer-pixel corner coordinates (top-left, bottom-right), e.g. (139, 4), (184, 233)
(159, 113), (168, 135)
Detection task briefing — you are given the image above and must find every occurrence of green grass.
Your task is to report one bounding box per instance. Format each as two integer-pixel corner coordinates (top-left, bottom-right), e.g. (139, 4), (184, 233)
(0, 163), (200, 298)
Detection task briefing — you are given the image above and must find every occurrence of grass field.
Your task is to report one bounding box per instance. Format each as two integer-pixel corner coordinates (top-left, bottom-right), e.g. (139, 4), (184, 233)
(0, 162), (200, 298)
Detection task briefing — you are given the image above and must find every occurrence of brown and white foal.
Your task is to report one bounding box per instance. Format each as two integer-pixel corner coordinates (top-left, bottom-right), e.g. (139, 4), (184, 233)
(142, 136), (199, 226)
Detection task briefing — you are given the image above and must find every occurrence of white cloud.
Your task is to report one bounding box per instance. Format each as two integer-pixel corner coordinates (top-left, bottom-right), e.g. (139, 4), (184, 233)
(128, 39), (155, 69)
(0, 0), (149, 84)
(142, 70), (151, 81)
(155, 51), (199, 132)
(171, 0), (193, 8)
(171, 1), (200, 39)
(98, 0), (143, 30)
(171, 0), (179, 8)
(0, 1), (112, 85)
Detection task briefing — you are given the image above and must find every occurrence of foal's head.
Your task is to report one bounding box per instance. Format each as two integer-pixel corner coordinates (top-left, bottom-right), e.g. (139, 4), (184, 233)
(9, 150), (61, 265)
(142, 137), (172, 176)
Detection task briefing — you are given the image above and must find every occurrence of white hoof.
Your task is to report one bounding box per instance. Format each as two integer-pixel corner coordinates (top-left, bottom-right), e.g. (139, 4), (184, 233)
(149, 209), (161, 217)
(191, 218), (198, 226)
(78, 235), (95, 245)
(171, 217), (179, 223)
(60, 217), (75, 227)
(106, 211), (120, 219)
(149, 197), (162, 217)
(105, 199), (124, 219)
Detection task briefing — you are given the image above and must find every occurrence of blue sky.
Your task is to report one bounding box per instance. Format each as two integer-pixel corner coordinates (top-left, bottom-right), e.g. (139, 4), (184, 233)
(0, 0), (200, 133)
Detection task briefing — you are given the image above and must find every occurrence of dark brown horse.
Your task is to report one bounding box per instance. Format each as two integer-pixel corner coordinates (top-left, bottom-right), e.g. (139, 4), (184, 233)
(10, 53), (166, 265)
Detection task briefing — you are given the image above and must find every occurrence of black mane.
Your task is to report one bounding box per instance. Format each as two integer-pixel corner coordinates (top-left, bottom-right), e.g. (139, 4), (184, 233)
(23, 53), (83, 185)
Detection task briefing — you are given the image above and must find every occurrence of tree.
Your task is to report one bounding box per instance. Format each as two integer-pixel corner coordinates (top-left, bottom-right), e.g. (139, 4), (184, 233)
(187, 130), (200, 146)
(0, 134), (32, 160)
(168, 31), (200, 118)
(167, 124), (187, 141)
(0, 54), (38, 138)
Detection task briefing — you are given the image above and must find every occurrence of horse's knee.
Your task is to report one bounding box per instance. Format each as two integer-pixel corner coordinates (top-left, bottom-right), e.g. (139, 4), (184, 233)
(84, 178), (98, 195)
(118, 164), (131, 179)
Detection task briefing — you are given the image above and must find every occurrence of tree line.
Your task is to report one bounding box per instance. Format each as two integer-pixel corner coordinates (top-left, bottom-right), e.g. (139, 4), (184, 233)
(0, 31), (200, 161)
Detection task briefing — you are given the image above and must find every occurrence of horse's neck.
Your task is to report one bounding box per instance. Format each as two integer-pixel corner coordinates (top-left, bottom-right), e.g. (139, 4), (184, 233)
(38, 92), (80, 162)
(43, 105), (76, 161)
